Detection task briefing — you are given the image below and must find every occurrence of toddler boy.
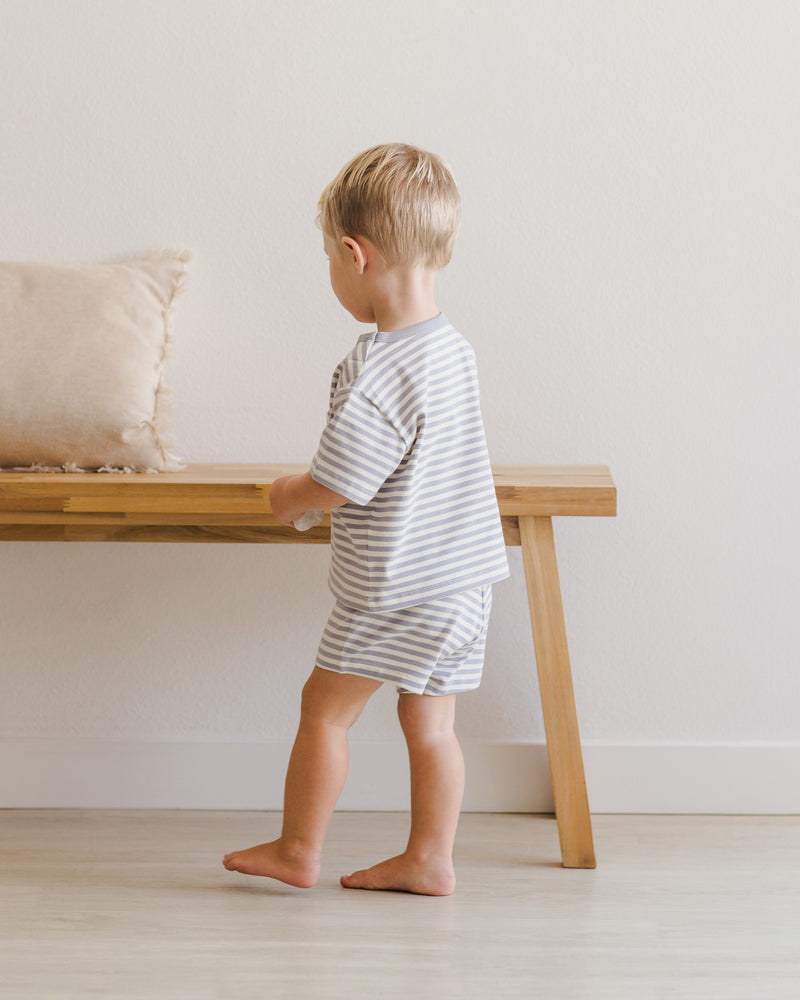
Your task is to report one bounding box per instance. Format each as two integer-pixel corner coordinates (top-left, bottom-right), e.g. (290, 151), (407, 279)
(223, 143), (509, 895)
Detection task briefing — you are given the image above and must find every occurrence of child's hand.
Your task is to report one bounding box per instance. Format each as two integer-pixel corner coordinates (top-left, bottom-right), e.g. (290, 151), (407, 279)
(268, 475), (304, 526)
(269, 472), (350, 528)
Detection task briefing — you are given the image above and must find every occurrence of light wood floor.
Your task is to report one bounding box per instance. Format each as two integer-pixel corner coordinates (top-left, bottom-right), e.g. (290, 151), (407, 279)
(1, 811), (798, 999)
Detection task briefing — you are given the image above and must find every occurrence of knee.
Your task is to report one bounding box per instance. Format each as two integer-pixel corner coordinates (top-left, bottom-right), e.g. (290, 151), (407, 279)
(397, 693), (456, 745)
(299, 675), (340, 727)
(299, 669), (374, 730)
(299, 676), (320, 718)
(397, 695), (420, 741)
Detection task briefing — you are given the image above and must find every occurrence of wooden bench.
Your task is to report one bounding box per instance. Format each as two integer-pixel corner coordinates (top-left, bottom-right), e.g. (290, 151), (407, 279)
(0, 463), (616, 869)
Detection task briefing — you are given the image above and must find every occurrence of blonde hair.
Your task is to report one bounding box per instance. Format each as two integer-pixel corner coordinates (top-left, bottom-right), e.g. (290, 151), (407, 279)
(317, 143), (461, 269)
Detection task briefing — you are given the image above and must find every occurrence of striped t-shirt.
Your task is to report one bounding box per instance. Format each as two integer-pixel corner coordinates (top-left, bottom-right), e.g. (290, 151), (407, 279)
(310, 313), (509, 612)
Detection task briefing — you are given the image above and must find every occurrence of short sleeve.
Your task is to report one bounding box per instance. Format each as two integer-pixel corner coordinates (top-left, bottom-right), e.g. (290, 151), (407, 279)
(310, 387), (407, 506)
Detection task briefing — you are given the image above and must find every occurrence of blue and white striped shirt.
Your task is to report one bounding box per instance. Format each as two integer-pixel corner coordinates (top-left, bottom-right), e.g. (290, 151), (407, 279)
(310, 314), (509, 612)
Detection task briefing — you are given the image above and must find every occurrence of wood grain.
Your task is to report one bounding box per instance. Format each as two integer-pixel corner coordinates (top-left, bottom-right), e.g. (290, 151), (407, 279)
(519, 515), (596, 869)
(3, 811), (796, 999)
(0, 464), (615, 542)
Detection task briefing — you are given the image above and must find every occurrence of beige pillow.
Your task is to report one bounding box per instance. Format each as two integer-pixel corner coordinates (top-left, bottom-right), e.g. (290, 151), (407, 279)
(0, 252), (190, 472)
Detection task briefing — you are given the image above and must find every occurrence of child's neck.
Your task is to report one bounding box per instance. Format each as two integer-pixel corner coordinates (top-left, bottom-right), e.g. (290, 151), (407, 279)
(370, 265), (440, 333)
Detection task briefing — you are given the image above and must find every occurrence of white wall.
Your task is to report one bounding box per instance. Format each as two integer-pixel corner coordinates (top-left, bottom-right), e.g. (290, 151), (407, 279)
(1, 0), (798, 812)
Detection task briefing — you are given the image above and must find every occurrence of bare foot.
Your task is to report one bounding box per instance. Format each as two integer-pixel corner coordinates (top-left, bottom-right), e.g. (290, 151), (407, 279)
(222, 840), (320, 889)
(340, 851), (456, 896)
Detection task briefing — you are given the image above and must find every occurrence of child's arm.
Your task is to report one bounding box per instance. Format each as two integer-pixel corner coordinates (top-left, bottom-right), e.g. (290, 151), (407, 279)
(269, 471), (349, 527)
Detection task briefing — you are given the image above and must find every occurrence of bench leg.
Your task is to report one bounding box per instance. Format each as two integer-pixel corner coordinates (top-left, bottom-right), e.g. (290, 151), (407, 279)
(519, 515), (596, 869)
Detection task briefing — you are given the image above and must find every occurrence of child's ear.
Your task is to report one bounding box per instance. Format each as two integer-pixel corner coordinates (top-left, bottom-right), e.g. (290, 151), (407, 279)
(341, 236), (369, 274)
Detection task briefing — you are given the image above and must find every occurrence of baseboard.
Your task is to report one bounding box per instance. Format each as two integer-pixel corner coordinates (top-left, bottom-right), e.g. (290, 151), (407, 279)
(582, 743), (800, 814)
(0, 739), (552, 812)
(1, 739), (798, 813)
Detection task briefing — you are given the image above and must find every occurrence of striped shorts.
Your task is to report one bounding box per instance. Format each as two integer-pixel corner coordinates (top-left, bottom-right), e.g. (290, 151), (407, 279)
(316, 585), (492, 696)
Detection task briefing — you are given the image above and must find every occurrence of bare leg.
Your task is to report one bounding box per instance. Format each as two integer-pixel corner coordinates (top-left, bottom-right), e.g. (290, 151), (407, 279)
(340, 692), (463, 895)
(223, 667), (381, 887)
